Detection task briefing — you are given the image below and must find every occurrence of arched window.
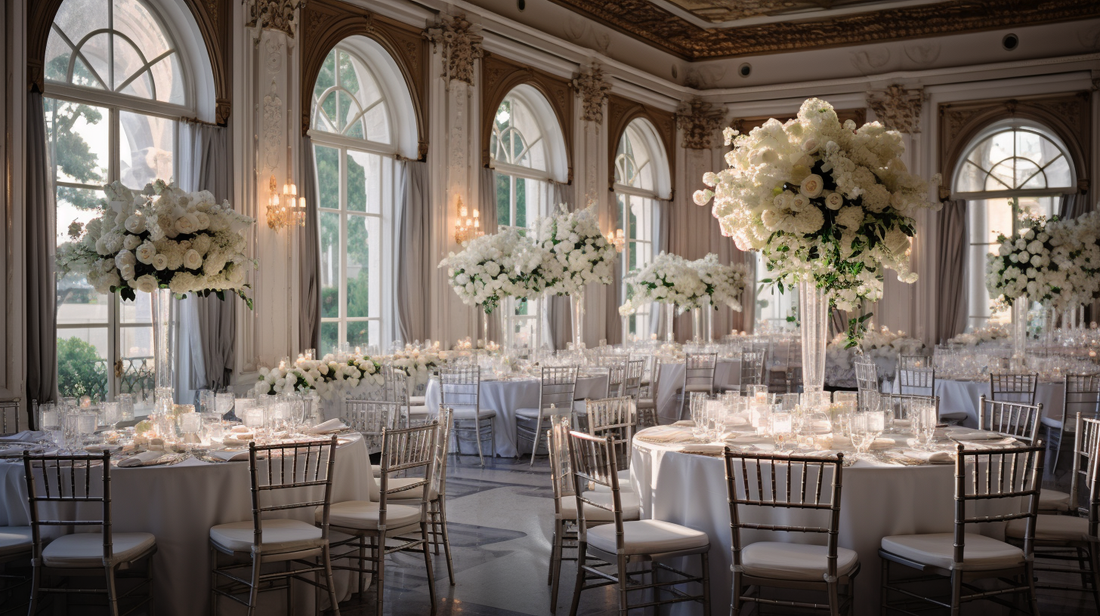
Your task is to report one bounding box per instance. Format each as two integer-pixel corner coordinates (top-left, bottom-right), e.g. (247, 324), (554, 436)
(311, 42), (409, 355)
(953, 122), (1076, 329)
(615, 119), (664, 338)
(47, 0), (198, 409)
(490, 86), (566, 347)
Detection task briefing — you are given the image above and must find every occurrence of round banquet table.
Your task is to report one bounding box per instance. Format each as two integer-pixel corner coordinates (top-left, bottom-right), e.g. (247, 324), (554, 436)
(424, 373), (609, 458)
(0, 434), (373, 616)
(890, 378), (1065, 428)
(629, 426), (1017, 616)
(653, 360), (739, 424)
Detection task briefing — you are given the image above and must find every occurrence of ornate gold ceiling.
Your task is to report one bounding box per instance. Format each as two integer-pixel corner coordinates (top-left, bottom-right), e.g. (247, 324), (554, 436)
(548, 0), (1100, 60)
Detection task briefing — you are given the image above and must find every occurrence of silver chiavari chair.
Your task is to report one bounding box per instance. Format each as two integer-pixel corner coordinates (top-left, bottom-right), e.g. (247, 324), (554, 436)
(327, 424), (438, 615)
(518, 366), (578, 465)
(897, 366), (935, 397)
(546, 415), (639, 612)
(440, 366), (496, 466)
(566, 430), (710, 616)
(898, 354), (929, 371)
(344, 399), (400, 457)
(1006, 415), (1100, 611)
(636, 360), (661, 429)
(209, 438), (340, 616)
(853, 356), (878, 394)
(621, 359), (645, 402)
(723, 450), (859, 615)
(0, 399), (20, 436)
(1042, 373), (1100, 481)
(989, 372), (1039, 405)
(586, 396), (637, 484)
(880, 444), (1044, 615)
(737, 349), (766, 394)
(678, 353), (718, 421)
(978, 395), (1042, 444)
(24, 451), (156, 616)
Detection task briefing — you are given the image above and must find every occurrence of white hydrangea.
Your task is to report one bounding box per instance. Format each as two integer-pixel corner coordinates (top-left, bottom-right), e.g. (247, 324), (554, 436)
(621, 252), (708, 315)
(438, 227), (548, 313)
(534, 205), (617, 296)
(254, 353), (387, 399)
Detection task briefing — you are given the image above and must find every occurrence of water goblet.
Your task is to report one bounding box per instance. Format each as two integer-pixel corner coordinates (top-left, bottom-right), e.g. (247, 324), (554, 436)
(690, 393), (711, 441)
(911, 401), (938, 450)
(117, 394), (135, 422)
(848, 413), (876, 455)
(198, 390), (216, 415)
(215, 393), (235, 421)
(100, 402), (120, 428)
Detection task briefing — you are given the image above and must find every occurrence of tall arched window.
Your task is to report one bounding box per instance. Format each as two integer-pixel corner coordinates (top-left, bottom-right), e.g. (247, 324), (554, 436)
(615, 119), (664, 338)
(47, 0), (197, 408)
(490, 86), (566, 347)
(953, 121), (1076, 329)
(311, 42), (406, 355)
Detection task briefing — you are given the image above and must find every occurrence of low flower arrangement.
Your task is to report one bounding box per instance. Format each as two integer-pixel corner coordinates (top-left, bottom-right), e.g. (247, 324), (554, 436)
(620, 252), (708, 315)
(824, 325), (926, 388)
(535, 205), (617, 296)
(254, 354), (385, 399)
(56, 180), (255, 305)
(947, 324), (1009, 348)
(438, 228), (547, 313)
(388, 346), (445, 386)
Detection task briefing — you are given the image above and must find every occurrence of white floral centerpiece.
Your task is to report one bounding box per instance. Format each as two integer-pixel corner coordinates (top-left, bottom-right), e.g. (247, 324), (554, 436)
(56, 180), (255, 305)
(692, 253), (750, 312)
(824, 325), (926, 388)
(620, 252), (708, 315)
(438, 227), (547, 314)
(254, 353), (385, 399)
(947, 324), (1009, 348)
(388, 345), (444, 387)
(534, 205), (617, 295)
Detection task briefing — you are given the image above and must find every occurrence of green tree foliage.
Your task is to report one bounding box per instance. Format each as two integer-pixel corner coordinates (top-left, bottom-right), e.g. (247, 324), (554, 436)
(57, 337), (107, 400)
(45, 57), (108, 211)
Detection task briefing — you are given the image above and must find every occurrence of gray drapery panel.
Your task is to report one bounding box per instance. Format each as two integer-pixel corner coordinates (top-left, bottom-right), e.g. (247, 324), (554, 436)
(1059, 192), (1091, 220)
(477, 167), (502, 343)
(183, 123), (235, 390)
(27, 92), (57, 404)
(396, 160), (430, 343)
(299, 135), (321, 352)
(936, 200), (969, 343)
(652, 199), (673, 339)
(548, 181), (575, 350)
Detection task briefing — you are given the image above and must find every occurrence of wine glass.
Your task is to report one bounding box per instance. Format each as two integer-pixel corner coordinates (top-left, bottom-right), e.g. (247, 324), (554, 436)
(849, 411), (884, 456)
(215, 393), (235, 422)
(690, 393), (711, 441)
(911, 400), (938, 450)
(198, 390), (216, 415)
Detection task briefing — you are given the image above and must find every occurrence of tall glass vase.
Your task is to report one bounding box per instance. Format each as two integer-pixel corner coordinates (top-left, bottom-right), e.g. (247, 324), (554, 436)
(502, 297), (515, 353)
(1011, 296), (1028, 368)
(663, 303), (676, 343)
(691, 307), (704, 343)
(703, 299), (714, 344)
(151, 287), (176, 407)
(798, 281), (828, 396)
(570, 289), (586, 349)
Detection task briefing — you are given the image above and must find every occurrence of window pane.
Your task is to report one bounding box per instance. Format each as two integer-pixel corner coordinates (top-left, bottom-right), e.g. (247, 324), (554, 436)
(46, 99), (109, 187)
(315, 52), (336, 100)
(51, 0), (108, 62)
(114, 36), (151, 97)
(338, 51), (359, 95)
(346, 215), (379, 319)
(119, 291), (152, 325)
(119, 110), (174, 188)
(347, 321), (372, 349)
(150, 53), (185, 106)
(496, 174), (510, 227)
(118, 353), (154, 414)
(363, 105), (390, 144)
(515, 177), (527, 228)
(314, 145), (339, 210)
(57, 330), (109, 401)
(347, 151), (381, 214)
(57, 274), (109, 326)
(320, 322), (339, 356)
(79, 33), (112, 89)
(319, 212), (341, 318)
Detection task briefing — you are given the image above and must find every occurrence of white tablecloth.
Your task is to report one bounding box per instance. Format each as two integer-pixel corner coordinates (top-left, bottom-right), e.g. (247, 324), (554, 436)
(630, 433), (1013, 616)
(0, 435), (373, 616)
(891, 378), (1065, 428)
(424, 374), (609, 458)
(654, 360), (739, 424)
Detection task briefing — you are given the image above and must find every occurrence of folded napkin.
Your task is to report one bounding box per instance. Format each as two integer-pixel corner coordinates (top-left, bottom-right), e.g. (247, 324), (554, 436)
(901, 449), (955, 464)
(672, 420), (695, 427)
(208, 449), (250, 462)
(636, 426), (692, 444)
(892, 419), (912, 429)
(308, 419), (348, 434)
(947, 430), (1005, 441)
(678, 443), (725, 456)
(0, 443), (45, 458)
(870, 437), (896, 451)
(727, 434), (768, 445)
(118, 451), (167, 468)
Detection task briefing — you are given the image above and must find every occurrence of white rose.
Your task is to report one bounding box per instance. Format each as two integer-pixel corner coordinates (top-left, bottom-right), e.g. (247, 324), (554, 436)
(123, 234), (141, 251)
(801, 138), (819, 154)
(152, 253), (169, 270)
(115, 250), (137, 269)
(135, 241), (156, 264)
(118, 263), (136, 281)
(175, 215), (198, 235)
(124, 214), (146, 234)
(183, 249), (203, 270)
(134, 274), (158, 293)
(799, 174), (824, 199)
(824, 192), (844, 210)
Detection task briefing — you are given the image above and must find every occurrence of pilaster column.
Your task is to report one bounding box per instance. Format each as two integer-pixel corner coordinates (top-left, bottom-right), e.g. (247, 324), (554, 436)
(572, 63), (611, 345)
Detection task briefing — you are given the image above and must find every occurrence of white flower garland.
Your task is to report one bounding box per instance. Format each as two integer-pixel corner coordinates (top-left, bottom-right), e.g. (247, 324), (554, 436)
(255, 354), (386, 399)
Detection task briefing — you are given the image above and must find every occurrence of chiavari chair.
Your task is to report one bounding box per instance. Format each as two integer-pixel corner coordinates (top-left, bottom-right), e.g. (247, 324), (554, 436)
(209, 438), (340, 616)
(440, 366), (496, 465)
(678, 353), (718, 421)
(737, 349), (766, 394)
(723, 450), (858, 615)
(978, 395), (1042, 444)
(880, 444), (1043, 615)
(989, 372), (1039, 405)
(24, 451), (156, 616)
(636, 360), (662, 429)
(586, 396), (637, 491)
(0, 399), (20, 436)
(897, 366), (935, 397)
(517, 366), (578, 465)
(898, 354), (929, 371)
(0, 522), (31, 615)
(1042, 373), (1100, 482)
(566, 430), (710, 616)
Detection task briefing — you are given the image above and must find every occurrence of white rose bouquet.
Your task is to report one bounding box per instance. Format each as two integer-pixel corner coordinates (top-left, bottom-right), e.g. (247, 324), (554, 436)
(984, 213), (1097, 311)
(438, 228), (548, 313)
(255, 353), (386, 399)
(620, 252), (708, 315)
(388, 345), (443, 386)
(56, 180), (255, 306)
(535, 205), (617, 296)
(694, 98), (939, 340)
(692, 253), (749, 312)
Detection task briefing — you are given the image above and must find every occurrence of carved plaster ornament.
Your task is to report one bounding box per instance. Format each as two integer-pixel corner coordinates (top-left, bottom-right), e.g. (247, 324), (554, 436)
(676, 98), (727, 149)
(246, 0), (303, 37)
(572, 63), (611, 125)
(425, 15), (483, 86)
(867, 85), (924, 134)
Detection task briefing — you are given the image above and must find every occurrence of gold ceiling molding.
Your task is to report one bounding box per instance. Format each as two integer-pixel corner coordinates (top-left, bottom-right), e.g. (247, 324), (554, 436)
(938, 91), (1092, 200)
(299, 0), (430, 159)
(481, 52), (574, 181)
(607, 94), (677, 192)
(547, 0), (1100, 60)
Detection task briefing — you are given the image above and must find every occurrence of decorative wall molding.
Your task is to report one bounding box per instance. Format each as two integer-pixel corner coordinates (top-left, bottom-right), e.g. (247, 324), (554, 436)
(939, 91), (1092, 198)
(299, 0), (429, 159)
(546, 0), (1100, 60)
(606, 94), (676, 192)
(480, 52), (574, 181)
(867, 85), (925, 134)
(572, 63), (611, 125)
(676, 98), (726, 149)
(424, 14), (483, 87)
(26, 0), (233, 124)
(247, 0), (301, 37)
(729, 108), (866, 136)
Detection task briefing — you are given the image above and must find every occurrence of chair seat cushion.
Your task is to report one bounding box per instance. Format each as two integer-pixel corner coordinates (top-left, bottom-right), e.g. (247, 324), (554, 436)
(210, 519), (321, 555)
(407, 405), (431, 417)
(938, 410), (969, 420)
(42, 532), (155, 567)
(409, 395), (426, 406)
(1038, 489), (1071, 513)
(588, 519), (709, 556)
(515, 407), (540, 420)
(453, 408), (496, 420)
(636, 399), (656, 410)
(386, 477), (439, 501)
(741, 542), (860, 581)
(1006, 514), (1089, 543)
(880, 533), (1023, 571)
(0, 526), (32, 558)
(560, 490), (641, 522)
(321, 501), (422, 531)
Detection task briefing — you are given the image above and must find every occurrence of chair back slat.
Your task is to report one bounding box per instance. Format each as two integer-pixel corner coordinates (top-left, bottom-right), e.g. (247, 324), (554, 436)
(898, 367), (935, 396)
(344, 399), (400, 452)
(540, 366), (578, 412)
(739, 350), (765, 392)
(0, 399), (20, 436)
(978, 396), (1042, 444)
(621, 359), (645, 400)
(1061, 374), (1100, 434)
(989, 373), (1039, 405)
(953, 444), (1042, 564)
(440, 366), (481, 411)
(586, 397), (636, 472)
(428, 408), (454, 497)
(685, 353), (718, 394)
(1072, 416), (1100, 515)
(23, 452), (113, 562)
(548, 415), (575, 513)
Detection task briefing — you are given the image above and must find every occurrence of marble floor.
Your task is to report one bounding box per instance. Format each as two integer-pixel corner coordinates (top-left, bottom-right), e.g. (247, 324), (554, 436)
(337, 453), (1097, 616)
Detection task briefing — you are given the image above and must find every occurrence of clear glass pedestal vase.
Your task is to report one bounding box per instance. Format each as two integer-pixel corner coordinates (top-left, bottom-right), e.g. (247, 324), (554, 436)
(703, 306), (714, 344)
(502, 297), (515, 353)
(1011, 296), (1028, 369)
(691, 307), (704, 343)
(151, 287), (176, 408)
(799, 281), (828, 396)
(663, 303), (676, 343)
(571, 289), (586, 350)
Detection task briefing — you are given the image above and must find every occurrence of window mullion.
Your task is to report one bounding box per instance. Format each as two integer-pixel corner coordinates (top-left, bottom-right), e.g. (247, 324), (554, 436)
(340, 148), (348, 348)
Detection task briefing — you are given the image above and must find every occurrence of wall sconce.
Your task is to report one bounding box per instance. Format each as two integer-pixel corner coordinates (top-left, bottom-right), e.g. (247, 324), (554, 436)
(607, 228), (625, 252)
(454, 196), (481, 244)
(267, 175), (306, 231)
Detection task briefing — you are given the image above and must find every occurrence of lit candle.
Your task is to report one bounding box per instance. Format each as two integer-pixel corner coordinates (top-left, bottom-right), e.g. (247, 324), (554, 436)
(460, 206), (468, 218)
